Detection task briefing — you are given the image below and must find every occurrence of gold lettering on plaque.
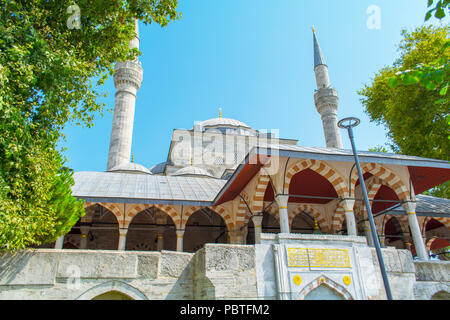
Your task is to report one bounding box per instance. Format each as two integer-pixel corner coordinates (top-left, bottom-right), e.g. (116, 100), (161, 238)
(287, 248), (351, 268)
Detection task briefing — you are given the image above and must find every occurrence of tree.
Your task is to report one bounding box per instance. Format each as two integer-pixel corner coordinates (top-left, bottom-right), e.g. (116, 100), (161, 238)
(358, 25), (449, 198)
(0, 0), (181, 252)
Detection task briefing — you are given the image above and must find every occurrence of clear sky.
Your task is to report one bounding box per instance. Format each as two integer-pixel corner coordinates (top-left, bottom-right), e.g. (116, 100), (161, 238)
(60, 0), (447, 173)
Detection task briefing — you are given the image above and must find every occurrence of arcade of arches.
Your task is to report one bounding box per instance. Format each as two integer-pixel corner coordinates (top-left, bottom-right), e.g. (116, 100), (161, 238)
(45, 160), (449, 262)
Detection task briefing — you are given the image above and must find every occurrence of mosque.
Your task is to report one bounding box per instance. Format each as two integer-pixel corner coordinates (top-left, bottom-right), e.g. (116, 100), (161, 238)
(1, 23), (450, 301)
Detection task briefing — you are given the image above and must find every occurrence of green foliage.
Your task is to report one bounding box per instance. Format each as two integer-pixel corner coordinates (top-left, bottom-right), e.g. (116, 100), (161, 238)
(425, 0), (450, 21)
(0, 0), (180, 252)
(359, 26), (449, 198)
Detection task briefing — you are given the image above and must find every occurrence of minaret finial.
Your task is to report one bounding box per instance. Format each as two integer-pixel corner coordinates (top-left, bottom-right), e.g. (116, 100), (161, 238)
(219, 107), (222, 118)
(312, 25), (315, 34)
(131, 154), (134, 163)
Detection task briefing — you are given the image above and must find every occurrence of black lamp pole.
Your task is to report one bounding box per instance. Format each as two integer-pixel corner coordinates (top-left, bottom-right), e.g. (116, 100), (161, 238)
(338, 117), (393, 300)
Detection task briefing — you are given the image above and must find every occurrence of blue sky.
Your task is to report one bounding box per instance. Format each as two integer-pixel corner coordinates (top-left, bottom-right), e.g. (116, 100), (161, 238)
(60, 0), (447, 172)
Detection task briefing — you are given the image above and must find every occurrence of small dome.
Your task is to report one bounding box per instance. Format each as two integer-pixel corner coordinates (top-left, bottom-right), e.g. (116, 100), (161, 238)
(195, 117), (252, 129)
(172, 166), (214, 178)
(109, 162), (152, 175)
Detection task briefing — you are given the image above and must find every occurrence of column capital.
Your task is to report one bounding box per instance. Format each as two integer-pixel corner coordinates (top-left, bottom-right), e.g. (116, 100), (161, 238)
(402, 201), (417, 214)
(275, 195), (289, 208)
(340, 199), (356, 212)
(119, 228), (128, 236)
(176, 229), (185, 237)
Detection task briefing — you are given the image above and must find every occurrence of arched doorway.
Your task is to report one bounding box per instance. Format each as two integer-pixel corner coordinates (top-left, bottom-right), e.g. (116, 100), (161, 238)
(385, 217), (405, 249)
(184, 208), (228, 253)
(92, 291), (133, 300)
(425, 219), (450, 261)
(63, 204), (119, 250)
(262, 211), (280, 234)
(304, 284), (346, 300)
(291, 212), (316, 234)
(126, 207), (176, 251)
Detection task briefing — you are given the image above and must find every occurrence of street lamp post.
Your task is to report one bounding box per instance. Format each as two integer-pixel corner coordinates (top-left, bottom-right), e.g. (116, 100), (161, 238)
(338, 117), (393, 300)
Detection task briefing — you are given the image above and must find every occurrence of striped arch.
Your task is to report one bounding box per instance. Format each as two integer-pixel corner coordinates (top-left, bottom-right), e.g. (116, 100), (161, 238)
(183, 206), (234, 232)
(425, 216), (450, 231)
(297, 275), (353, 300)
(383, 215), (408, 239)
(237, 197), (251, 227)
(180, 206), (201, 229)
(289, 204), (329, 233)
(251, 173), (271, 213)
(355, 176), (383, 220)
(331, 203), (346, 233)
(211, 205), (234, 231)
(265, 204), (280, 223)
(350, 163), (410, 201)
(125, 204), (180, 229)
(284, 159), (348, 197)
(83, 202), (123, 227)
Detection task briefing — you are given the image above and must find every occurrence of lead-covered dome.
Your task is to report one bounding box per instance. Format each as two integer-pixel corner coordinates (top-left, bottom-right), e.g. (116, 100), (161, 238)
(172, 166), (214, 178)
(193, 117), (257, 136)
(197, 117), (252, 129)
(108, 162), (152, 175)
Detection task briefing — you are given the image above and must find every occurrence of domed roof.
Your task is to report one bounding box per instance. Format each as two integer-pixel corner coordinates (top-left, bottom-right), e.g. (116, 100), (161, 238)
(109, 162), (152, 175)
(172, 166), (214, 178)
(196, 117), (252, 129)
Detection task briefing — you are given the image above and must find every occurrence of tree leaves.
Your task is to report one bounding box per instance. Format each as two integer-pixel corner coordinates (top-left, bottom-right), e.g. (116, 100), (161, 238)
(359, 26), (449, 198)
(0, 0), (180, 252)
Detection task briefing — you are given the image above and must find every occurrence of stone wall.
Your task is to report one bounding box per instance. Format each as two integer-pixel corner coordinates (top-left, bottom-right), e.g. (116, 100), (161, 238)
(0, 244), (449, 300)
(0, 245), (258, 300)
(413, 260), (450, 300)
(0, 249), (193, 300)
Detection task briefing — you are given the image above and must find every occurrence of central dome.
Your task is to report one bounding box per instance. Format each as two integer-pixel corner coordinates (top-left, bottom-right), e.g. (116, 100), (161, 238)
(197, 117), (252, 129)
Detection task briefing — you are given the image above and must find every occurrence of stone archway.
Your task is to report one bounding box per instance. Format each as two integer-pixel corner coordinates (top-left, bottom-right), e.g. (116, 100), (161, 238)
(63, 204), (120, 250)
(126, 207), (177, 251)
(183, 208), (229, 253)
(77, 281), (147, 300)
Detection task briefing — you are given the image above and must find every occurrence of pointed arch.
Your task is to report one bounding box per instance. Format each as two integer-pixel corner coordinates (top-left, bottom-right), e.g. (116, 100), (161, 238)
(350, 163), (410, 201)
(297, 275), (353, 300)
(284, 159), (348, 198)
(211, 205), (234, 231)
(332, 203), (346, 233)
(76, 281), (148, 300)
(251, 173), (271, 213)
(289, 204), (329, 233)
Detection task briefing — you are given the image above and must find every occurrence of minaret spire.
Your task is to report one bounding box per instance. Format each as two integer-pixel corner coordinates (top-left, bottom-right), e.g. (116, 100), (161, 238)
(313, 28), (343, 149)
(107, 20), (144, 170)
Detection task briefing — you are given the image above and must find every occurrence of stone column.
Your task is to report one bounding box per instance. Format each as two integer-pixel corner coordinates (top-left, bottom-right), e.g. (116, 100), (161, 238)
(363, 221), (375, 247)
(252, 215), (264, 244)
(156, 230), (164, 251)
(176, 229), (185, 252)
(275, 195), (290, 233)
(79, 227), (89, 249)
(341, 199), (357, 236)
(54, 236), (64, 249)
(403, 202), (428, 261)
(118, 228), (128, 251)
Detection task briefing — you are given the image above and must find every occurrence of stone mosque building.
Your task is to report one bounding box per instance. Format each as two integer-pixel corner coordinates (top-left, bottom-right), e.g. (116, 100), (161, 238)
(1, 23), (450, 301)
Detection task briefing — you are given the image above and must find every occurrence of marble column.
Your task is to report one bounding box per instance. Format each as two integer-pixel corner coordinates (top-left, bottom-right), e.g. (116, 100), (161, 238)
(403, 202), (428, 261)
(252, 215), (264, 244)
(341, 199), (357, 236)
(176, 229), (185, 252)
(364, 221), (375, 247)
(275, 195), (290, 233)
(118, 228), (128, 251)
(79, 227), (89, 249)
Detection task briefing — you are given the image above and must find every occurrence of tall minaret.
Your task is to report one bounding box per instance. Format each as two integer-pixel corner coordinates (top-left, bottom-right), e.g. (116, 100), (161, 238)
(313, 28), (343, 149)
(107, 20), (144, 170)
